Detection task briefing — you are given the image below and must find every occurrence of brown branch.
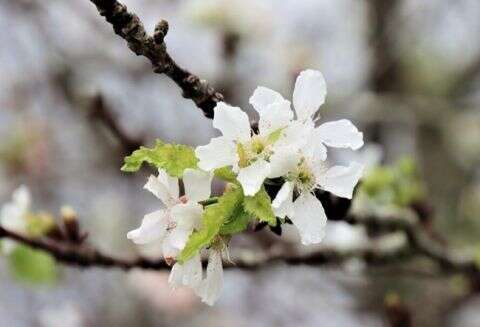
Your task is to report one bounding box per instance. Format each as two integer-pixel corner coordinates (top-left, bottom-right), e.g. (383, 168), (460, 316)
(337, 213), (478, 274)
(89, 0), (223, 119)
(0, 211), (478, 276)
(0, 224), (415, 272)
(368, 0), (401, 93)
(0, 226), (169, 270)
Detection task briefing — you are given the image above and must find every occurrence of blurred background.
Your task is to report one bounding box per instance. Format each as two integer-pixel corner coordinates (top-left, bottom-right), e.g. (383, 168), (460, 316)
(1, 0), (480, 326)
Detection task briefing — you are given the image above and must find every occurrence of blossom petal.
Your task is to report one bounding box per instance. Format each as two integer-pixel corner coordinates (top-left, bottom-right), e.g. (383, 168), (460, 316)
(290, 193), (327, 245)
(198, 249), (223, 306)
(268, 147), (301, 178)
(237, 159), (271, 196)
(165, 205), (202, 254)
(171, 202), (203, 232)
(318, 162), (364, 199)
(249, 86), (285, 113)
(292, 69), (327, 121)
(258, 100), (293, 136)
(12, 185), (31, 211)
(144, 169), (179, 205)
(1, 204), (26, 232)
(272, 181), (294, 218)
(165, 227), (191, 251)
(275, 120), (314, 150)
(195, 137), (238, 171)
(162, 237), (180, 259)
(315, 119), (364, 150)
(127, 210), (168, 245)
(183, 169), (213, 202)
(302, 135), (328, 163)
(213, 102), (251, 143)
(169, 254), (203, 290)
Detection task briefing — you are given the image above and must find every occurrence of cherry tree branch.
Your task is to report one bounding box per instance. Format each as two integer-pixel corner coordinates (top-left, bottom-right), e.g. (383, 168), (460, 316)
(0, 213), (477, 275)
(89, 0), (223, 118)
(0, 224), (412, 271)
(338, 214), (477, 274)
(0, 226), (169, 270)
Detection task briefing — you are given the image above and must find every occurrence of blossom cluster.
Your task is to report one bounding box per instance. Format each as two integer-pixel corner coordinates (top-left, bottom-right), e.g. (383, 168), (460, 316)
(125, 69), (364, 305)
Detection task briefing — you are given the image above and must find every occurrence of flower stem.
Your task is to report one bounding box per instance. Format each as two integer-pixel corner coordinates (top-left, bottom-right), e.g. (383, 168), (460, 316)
(199, 197), (219, 206)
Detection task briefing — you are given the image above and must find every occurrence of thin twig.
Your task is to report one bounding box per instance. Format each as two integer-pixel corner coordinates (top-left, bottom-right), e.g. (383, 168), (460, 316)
(89, 0), (224, 118)
(338, 214), (478, 274)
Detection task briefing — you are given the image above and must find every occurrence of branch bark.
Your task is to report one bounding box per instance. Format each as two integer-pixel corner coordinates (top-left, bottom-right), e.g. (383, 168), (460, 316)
(0, 213), (478, 276)
(89, 0), (224, 118)
(0, 225), (412, 271)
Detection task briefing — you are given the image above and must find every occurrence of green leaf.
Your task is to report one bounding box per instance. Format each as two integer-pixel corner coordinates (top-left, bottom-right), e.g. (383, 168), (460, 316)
(243, 186), (276, 226)
(220, 207), (251, 235)
(26, 213), (55, 238)
(178, 185), (244, 263)
(267, 127), (285, 144)
(121, 140), (198, 177)
(214, 166), (238, 183)
(8, 245), (57, 284)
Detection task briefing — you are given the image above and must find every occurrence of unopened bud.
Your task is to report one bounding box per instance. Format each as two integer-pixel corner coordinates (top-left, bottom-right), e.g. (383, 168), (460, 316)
(61, 206), (77, 221)
(154, 20), (169, 44)
(61, 205), (81, 243)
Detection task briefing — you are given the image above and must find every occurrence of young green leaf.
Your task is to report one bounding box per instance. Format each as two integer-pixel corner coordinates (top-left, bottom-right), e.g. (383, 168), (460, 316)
(121, 140), (198, 177)
(178, 185), (244, 263)
(214, 166), (238, 183)
(8, 245), (57, 284)
(267, 127), (285, 144)
(220, 207), (251, 235)
(243, 186), (276, 226)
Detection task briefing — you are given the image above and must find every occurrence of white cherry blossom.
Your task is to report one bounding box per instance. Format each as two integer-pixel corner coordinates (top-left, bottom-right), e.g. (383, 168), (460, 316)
(0, 185), (31, 254)
(127, 168), (212, 262)
(248, 69), (366, 245)
(168, 247), (224, 306)
(195, 101), (293, 196)
(271, 135), (364, 245)
(197, 248), (224, 305)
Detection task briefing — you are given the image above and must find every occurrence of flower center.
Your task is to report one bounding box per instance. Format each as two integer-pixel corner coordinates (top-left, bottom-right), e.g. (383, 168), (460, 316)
(287, 158), (322, 194)
(236, 135), (270, 168)
(296, 167), (315, 193)
(251, 136), (265, 154)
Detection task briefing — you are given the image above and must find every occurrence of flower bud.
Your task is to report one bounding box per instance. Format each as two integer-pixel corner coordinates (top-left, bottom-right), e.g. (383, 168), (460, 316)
(61, 206), (81, 243)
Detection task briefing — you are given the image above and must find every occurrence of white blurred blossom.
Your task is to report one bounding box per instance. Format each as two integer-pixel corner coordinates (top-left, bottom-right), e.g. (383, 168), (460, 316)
(0, 185), (31, 254)
(182, 0), (271, 36)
